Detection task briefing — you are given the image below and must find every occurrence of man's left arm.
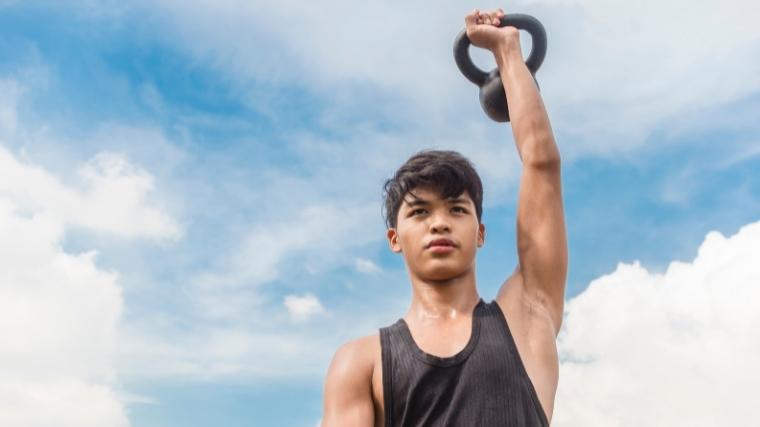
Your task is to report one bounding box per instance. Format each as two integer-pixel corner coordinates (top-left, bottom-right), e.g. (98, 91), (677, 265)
(494, 25), (568, 334)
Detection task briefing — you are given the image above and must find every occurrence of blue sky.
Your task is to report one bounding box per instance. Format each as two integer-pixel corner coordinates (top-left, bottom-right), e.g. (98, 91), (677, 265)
(1, 1), (759, 426)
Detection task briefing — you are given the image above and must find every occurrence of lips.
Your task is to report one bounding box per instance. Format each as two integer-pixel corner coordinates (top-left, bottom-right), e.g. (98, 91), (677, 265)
(427, 238), (456, 248)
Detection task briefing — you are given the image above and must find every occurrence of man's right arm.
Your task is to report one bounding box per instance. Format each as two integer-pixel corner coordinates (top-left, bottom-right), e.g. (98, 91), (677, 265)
(321, 338), (375, 427)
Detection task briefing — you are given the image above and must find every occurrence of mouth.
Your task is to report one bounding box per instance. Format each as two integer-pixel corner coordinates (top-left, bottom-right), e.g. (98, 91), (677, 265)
(427, 238), (456, 250)
(428, 244), (455, 253)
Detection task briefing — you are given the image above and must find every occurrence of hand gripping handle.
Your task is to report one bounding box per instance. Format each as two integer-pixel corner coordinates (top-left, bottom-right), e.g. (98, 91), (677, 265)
(453, 13), (547, 86)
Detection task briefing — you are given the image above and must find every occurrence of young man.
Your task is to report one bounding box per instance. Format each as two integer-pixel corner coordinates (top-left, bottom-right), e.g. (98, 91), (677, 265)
(322, 8), (567, 426)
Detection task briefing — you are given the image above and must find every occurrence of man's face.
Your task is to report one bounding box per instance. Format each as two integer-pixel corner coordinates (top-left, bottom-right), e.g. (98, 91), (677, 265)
(386, 186), (485, 281)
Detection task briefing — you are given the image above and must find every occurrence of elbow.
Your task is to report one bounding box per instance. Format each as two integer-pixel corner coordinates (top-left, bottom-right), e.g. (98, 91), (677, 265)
(524, 154), (561, 171)
(520, 136), (561, 170)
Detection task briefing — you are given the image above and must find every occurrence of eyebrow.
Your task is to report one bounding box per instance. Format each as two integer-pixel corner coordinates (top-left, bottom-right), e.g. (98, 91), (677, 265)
(403, 197), (470, 208)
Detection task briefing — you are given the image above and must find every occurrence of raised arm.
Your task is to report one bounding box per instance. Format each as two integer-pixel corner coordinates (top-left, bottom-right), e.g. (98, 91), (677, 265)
(466, 9), (568, 333)
(500, 27), (567, 334)
(322, 338), (376, 427)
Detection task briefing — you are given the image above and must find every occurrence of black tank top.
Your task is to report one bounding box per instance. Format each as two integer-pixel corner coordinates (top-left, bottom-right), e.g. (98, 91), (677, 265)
(379, 298), (550, 427)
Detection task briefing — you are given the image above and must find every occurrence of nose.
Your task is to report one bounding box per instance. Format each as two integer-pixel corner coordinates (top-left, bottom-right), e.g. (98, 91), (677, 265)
(429, 212), (451, 233)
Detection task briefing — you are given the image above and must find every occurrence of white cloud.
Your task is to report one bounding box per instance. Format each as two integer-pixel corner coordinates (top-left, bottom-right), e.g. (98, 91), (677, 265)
(284, 293), (328, 323)
(0, 199), (129, 427)
(355, 257), (381, 274)
(149, 0), (467, 106)
(188, 201), (381, 320)
(714, 139), (760, 170)
(240, 202), (379, 281)
(554, 219), (760, 426)
(287, 126), (523, 210)
(536, 0), (760, 153)
(145, 0), (760, 155)
(0, 378), (129, 427)
(115, 284), (410, 383)
(0, 147), (181, 241)
(116, 154), (408, 382)
(0, 90), (179, 423)
(118, 324), (338, 382)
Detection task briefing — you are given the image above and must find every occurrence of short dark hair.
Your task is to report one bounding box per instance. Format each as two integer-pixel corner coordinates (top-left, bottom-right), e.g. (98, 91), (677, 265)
(382, 149), (484, 229)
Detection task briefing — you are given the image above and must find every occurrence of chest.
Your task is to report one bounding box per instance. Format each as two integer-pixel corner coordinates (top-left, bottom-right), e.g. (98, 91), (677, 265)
(373, 302), (556, 424)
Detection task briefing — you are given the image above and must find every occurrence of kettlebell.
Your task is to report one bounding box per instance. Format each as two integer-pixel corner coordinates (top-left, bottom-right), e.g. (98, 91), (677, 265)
(453, 14), (547, 122)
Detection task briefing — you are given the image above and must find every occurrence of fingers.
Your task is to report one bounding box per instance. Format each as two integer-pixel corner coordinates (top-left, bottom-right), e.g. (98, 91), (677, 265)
(488, 8), (505, 25)
(465, 8), (506, 26)
(465, 9), (480, 26)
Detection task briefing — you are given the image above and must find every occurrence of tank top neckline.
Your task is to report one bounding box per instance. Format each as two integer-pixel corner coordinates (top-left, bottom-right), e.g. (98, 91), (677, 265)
(397, 297), (485, 367)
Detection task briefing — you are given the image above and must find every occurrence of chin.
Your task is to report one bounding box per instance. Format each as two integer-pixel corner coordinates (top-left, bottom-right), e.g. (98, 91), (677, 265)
(423, 265), (468, 282)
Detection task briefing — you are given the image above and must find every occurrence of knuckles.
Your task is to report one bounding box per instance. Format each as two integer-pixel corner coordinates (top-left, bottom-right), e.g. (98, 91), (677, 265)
(464, 8), (520, 51)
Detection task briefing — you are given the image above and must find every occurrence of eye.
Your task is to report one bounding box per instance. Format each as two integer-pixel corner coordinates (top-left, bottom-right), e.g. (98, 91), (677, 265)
(411, 208), (427, 216)
(452, 206), (467, 213)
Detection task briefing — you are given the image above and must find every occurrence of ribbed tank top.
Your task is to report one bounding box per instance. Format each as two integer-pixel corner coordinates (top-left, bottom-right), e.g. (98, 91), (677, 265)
(379, 298), (550, 427)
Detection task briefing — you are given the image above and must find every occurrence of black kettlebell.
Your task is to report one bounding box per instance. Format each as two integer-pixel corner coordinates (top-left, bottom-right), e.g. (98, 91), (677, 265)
(453, 14), (547, 122)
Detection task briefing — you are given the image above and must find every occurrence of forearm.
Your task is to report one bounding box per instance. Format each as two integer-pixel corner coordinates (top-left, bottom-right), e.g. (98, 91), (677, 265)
(494, 44), (560, 166)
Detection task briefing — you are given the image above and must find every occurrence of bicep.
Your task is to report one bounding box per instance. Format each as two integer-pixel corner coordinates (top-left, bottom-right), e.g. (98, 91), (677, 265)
(322, 340), (375, 427)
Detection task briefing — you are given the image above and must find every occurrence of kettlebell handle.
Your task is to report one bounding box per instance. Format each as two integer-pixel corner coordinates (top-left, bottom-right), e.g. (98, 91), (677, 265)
(453, 13), (547, 86)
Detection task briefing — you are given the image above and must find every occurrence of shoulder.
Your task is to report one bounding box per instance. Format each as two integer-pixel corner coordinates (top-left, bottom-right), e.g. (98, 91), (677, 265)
(330, 334), (377, 370)
(323, 334), (381, 425)
(326, 334), (379, 386)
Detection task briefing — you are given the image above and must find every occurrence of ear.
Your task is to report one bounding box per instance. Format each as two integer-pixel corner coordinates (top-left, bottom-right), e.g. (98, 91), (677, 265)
(477, 223), (485, 247)
(386, 228), (402, 253)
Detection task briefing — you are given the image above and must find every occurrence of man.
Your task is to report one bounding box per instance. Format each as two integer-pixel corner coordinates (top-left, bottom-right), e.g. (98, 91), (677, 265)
(321, 8), (567, 426)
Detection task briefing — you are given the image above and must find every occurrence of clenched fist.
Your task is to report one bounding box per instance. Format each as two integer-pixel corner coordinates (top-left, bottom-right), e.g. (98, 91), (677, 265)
(465, 8), (521, 55)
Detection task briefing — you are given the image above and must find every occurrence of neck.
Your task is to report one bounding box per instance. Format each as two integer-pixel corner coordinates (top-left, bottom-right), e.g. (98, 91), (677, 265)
(405, 268), (480, 325)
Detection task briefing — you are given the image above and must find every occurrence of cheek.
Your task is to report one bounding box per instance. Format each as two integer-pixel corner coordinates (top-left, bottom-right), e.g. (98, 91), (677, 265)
(395, 225), (416, 247)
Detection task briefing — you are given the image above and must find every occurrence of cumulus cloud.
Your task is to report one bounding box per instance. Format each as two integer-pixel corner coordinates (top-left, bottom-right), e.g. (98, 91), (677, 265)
(0, 110), (179, 423)
(554, 219), (760, 426)
(0, 199), (129, 427)
(284, 293), (328, 323)
(0, 147), (181, 240)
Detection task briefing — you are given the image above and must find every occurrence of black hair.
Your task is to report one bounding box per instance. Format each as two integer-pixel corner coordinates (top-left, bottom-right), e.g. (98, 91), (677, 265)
(382, 149), (483, 229)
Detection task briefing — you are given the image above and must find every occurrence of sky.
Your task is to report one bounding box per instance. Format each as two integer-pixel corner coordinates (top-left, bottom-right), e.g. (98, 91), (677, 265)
(0, 0), (759, 426)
